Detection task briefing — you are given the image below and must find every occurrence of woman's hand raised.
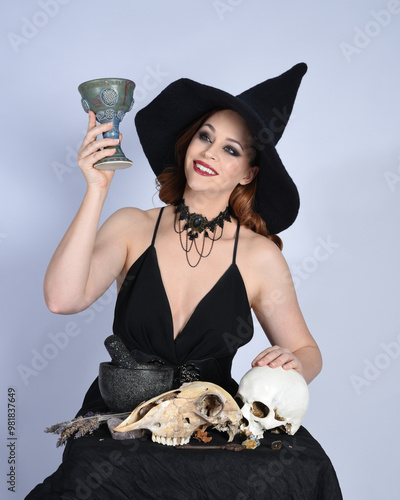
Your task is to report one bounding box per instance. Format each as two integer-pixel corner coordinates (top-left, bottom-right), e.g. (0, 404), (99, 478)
(77, 110), (119, 189)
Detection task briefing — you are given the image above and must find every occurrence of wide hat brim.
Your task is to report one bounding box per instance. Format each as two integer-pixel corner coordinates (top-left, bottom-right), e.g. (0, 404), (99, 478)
(135, 63), (307, 235)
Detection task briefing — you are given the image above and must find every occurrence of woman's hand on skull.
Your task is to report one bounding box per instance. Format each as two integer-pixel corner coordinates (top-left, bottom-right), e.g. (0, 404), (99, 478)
(251, 345), (303, 375)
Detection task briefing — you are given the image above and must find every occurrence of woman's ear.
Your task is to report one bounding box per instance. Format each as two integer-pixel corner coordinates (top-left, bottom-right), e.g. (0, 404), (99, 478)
(240, 166), (259, 185)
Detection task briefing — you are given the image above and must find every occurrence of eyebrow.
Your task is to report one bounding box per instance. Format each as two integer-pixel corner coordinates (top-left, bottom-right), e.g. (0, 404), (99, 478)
(202, 123), (244, 151)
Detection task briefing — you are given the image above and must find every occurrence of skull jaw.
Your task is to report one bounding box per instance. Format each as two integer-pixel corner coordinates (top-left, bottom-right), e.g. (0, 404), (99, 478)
(240, 422), (264, 439)
(152, 434), (190, 446)
(150, 419), (239, 446)
(240, 405), (296, 438)
(114, 417), (239, 447)
(240, 421), (294, 438)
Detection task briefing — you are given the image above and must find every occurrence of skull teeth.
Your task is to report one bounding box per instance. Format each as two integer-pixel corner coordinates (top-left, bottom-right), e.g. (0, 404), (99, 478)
(239, 423), (264, 439)
(151, 434), (190, 446)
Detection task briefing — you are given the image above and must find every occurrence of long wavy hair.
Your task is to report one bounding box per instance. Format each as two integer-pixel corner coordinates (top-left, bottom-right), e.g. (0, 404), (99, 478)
(156, 110), (283, 250)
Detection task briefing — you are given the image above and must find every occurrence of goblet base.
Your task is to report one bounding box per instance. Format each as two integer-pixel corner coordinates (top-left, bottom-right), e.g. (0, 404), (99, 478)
(95, 158), (133, 170)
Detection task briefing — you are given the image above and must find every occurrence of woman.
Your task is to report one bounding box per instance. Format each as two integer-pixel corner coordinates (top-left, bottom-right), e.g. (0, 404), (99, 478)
(28, 63), (342, 499)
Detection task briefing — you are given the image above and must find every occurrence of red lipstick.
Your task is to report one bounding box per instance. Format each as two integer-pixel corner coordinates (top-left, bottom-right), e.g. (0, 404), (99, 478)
(193, 160), (218, 176)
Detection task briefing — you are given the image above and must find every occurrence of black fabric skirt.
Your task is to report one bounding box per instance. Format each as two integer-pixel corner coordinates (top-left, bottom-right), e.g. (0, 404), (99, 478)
(26, 424), (342, 500)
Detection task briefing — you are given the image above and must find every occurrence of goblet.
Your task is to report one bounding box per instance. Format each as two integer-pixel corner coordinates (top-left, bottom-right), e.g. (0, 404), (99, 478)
(78, 78), (135, 170)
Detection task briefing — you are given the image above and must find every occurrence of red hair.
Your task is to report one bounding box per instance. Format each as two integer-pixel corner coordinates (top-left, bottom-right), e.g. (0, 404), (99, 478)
(156, 110), (283, 250)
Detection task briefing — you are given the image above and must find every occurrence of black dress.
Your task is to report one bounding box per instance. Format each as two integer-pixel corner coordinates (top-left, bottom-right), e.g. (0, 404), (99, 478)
(27, 208), (342, 499)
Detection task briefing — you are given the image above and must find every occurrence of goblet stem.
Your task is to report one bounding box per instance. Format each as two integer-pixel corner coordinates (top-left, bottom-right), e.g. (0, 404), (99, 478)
(95, 119), (132, 170)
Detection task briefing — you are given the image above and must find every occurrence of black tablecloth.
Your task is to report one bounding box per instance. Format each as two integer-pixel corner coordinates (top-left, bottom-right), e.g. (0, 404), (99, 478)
(27, 425), (342, 500)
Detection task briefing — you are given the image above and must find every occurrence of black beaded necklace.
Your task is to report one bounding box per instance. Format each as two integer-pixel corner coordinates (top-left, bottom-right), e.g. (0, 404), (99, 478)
(174, 199), (232, 268)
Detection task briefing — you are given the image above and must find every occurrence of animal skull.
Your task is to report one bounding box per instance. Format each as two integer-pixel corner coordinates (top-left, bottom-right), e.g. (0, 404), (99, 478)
(113, 381), (241, 446)
(236, 366), (309, 437)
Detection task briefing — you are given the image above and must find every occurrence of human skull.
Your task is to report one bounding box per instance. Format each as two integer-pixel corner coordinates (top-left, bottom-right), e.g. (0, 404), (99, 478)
(113, 381), (241, 446)
(235, 366), (309, 437)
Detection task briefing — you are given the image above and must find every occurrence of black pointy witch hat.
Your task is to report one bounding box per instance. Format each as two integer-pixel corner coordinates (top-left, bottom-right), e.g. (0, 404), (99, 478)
(135, 63), (307, 234)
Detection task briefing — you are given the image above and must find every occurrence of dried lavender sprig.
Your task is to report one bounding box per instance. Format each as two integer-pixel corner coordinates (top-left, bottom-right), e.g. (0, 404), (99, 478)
(45, 412), (131, 447)
(44, 411), (131, 433)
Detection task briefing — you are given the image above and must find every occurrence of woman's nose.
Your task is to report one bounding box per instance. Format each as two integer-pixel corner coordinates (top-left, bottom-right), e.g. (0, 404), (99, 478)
(203, 144), (218, 161)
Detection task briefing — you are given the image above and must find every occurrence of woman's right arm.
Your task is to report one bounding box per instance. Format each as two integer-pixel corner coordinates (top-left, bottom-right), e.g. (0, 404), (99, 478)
(44, 111), (128, 314)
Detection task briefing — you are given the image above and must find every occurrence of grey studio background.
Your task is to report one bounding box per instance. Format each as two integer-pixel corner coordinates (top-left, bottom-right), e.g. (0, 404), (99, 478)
(1, 1), (400, 498)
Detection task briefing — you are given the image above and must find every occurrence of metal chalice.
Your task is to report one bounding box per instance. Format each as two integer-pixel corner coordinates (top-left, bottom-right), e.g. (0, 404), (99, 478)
(78, 78), (135, 170)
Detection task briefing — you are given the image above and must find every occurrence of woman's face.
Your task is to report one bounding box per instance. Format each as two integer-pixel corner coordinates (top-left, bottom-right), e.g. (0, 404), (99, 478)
(184, 109), (258, 199)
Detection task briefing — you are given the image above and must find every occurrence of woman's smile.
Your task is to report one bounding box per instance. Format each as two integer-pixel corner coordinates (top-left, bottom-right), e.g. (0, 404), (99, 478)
(193, 160), (218, 176)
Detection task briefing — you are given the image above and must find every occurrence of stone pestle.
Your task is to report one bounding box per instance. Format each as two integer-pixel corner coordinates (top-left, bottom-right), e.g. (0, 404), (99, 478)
(104, 335), (141, 370)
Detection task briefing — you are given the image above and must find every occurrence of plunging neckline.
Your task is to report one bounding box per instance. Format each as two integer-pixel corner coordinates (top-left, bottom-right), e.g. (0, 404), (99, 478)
(152, 245), (237, 342)
(115, 206), (249, 347)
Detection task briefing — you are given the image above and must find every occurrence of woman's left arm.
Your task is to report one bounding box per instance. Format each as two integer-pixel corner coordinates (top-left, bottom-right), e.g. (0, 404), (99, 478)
(250, 240), (323, 384)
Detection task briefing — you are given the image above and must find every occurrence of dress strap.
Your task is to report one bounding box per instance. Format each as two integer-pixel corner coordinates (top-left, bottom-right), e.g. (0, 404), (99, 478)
(232, 221), (240, 264)
(151, 207), (165, 246)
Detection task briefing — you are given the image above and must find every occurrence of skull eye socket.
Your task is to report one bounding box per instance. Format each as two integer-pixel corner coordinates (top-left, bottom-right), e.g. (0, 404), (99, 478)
(251, 401), (269, 418)
(198, 394), (224, 417)
(234, 395), (244, 409)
